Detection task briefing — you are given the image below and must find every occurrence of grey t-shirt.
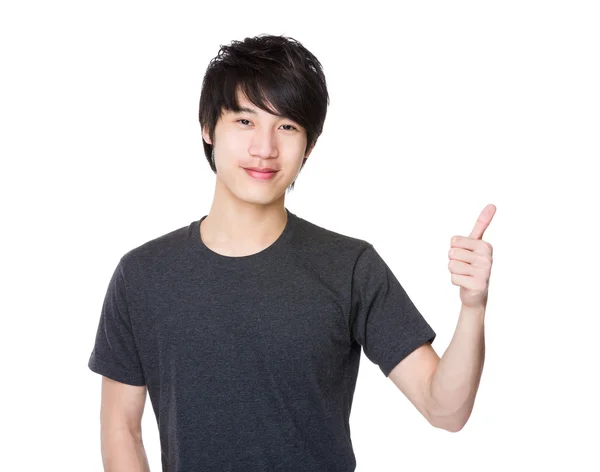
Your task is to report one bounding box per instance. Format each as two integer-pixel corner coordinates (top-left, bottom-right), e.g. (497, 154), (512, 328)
(88, 208), (436, 472)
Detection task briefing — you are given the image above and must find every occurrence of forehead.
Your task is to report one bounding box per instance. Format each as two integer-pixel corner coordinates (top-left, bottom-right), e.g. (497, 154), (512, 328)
(231, 88), (280, 116)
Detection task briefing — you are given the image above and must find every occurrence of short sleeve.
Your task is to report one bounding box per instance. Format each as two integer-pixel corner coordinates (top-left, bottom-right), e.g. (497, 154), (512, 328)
(350, 245), (436, 377)
(88, 258), (146, 386)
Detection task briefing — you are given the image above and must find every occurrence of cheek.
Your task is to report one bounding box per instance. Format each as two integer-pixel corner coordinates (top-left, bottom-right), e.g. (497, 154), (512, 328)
(218, 132), (247, 159)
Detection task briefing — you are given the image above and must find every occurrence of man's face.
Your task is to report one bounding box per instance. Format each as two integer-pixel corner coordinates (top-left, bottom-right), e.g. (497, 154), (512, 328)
(202, 89), (313, 206)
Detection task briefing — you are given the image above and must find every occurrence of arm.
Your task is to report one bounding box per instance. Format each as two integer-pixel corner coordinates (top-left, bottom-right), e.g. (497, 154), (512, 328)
(388, 304), (485, 432)
(100, 376), (151, 472)
(426, 303), (486, 432)
(389, 206), (493, 432)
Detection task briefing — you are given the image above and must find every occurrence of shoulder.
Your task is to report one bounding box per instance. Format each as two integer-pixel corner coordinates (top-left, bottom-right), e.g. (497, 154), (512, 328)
(291, 213), (373, 263)
(119, 221), (193, 273)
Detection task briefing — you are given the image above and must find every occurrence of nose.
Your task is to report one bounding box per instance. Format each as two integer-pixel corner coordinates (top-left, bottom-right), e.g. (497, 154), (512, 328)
(248, 127), (279, 159)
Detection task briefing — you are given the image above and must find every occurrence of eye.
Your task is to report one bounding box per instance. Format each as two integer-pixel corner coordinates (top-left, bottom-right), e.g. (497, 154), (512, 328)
(235, 119), (297, 131)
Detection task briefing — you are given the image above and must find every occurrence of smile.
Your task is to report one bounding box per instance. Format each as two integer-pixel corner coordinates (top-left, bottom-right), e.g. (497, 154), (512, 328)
(244, 169), (278, 180)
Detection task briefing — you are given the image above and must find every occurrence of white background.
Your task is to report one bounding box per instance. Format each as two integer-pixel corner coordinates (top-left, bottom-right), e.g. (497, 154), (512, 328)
(2, 1), (599, 470)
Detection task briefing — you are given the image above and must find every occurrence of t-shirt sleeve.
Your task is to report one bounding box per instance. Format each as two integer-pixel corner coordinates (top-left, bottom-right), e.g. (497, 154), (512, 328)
(88, 258), (146, 386)
(350, 244), (436, 377)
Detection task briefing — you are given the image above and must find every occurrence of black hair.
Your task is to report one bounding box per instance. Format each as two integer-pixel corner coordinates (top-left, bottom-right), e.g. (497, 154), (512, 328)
(198, 34), (329, 191)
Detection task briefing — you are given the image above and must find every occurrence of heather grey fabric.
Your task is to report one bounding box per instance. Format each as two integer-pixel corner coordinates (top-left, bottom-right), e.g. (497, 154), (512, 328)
(88, 207), (436, 472)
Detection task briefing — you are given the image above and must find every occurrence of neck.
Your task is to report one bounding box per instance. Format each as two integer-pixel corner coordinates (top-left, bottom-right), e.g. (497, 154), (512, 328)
(200, 185), (288, 257)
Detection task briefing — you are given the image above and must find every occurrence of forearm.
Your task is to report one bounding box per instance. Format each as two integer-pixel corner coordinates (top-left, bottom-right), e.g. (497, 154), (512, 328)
(101, 428), (151, 472)
(427, 303), (486, 431)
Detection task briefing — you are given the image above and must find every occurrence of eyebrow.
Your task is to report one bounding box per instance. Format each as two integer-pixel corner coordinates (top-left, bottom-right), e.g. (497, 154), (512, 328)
(233, 106), (288, 118)
(233, 106), (259, 115)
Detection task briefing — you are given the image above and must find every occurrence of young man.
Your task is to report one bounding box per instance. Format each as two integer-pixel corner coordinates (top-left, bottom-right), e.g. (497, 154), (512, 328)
(88, 34), (464, 472)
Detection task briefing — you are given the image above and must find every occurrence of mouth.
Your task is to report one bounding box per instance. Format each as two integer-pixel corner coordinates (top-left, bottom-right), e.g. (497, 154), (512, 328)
(243, 168), (279, 181)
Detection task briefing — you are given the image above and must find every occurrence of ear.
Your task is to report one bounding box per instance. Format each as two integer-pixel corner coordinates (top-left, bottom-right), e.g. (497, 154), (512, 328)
(304, 142), (316, 160)
(202, 125), (212, 145)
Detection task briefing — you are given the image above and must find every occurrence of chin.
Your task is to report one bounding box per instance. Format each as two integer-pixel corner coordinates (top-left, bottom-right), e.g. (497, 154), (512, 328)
(218, 171), (290, 202)
(242, 186), (289, 205)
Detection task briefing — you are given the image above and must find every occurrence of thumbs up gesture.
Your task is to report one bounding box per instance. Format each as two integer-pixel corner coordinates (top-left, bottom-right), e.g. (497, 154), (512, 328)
(448, 204), (496, 308)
